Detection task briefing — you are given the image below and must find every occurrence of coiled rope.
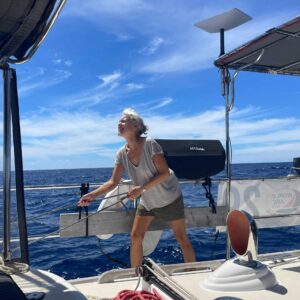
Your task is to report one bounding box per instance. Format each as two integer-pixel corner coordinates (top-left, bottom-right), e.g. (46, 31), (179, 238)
(113, 290), (163, 300)
(0, 256), (29, 275)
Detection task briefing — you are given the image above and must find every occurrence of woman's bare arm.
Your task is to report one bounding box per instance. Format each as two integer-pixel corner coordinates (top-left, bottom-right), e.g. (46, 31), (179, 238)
(128, 153), (170, 200)
(78, 163), (125, 206)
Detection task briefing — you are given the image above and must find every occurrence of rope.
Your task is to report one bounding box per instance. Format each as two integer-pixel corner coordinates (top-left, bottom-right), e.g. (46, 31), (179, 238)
(97, 239), (129, 268)
(10, 193), (129, 253)
(11, 191), (127, 225)
(0, 182), (106, 192)
(210, 229), (220, 259)
(113, 290), (163, 300)
(202, 177), (217, 214)
(0, 256), (29, 275)
(11, 202), (77, 225)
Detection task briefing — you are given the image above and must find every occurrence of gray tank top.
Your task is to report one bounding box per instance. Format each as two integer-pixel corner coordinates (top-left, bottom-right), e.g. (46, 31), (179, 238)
(115, 137), (182, 211)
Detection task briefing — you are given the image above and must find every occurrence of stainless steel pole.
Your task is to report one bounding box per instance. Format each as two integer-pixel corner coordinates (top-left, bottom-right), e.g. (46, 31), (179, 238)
(222, 67), (232, 260)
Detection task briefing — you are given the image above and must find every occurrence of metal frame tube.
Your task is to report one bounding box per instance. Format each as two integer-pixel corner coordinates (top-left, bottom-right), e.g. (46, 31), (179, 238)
(222, 67), (232, 260)
(3, 66), (12, 261)
(0, 0), (67, 264)
(10, 68), (29, 264)
(275, 29), (300, 39)
(220, 29), (225, 56)
(222, 50), (265, 260)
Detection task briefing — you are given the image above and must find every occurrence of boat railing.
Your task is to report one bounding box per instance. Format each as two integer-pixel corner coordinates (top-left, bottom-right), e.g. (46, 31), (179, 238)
(0, 175), (299, 192)
(2, 177), (300, 252)
(1, 179), (226, 252)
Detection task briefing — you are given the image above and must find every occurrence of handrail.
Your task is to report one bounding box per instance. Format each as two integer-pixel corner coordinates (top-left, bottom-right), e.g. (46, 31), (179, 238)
(0, 175), (298, 192)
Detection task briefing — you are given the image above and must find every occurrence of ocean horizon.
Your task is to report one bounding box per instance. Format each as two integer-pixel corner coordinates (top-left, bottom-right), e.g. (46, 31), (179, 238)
(1, 161), (299, 280)
(5, 160), (293, 173)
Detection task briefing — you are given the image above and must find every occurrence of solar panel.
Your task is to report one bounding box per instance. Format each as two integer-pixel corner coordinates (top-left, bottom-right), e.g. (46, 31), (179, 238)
(214, 17), (300, 76)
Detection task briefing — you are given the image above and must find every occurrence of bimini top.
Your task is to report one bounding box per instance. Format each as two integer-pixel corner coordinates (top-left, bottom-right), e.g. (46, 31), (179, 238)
(0, 0), (66, 65)
(215, 16), (300, 76)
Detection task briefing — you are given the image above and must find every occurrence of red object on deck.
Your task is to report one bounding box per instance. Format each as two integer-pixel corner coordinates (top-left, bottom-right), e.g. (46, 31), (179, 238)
(227, 210), (250, 255)
(113, 289), (163, 300)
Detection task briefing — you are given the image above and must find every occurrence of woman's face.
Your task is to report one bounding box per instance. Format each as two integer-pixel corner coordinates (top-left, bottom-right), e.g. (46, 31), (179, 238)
(118, 116), (138, 137)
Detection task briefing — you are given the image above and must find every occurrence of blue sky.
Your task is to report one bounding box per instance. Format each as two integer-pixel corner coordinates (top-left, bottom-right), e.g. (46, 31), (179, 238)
(2, 0), (300, 170)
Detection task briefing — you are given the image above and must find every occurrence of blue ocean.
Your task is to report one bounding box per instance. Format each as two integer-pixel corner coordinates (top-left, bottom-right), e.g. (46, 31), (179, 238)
(1, 162), (300, 280)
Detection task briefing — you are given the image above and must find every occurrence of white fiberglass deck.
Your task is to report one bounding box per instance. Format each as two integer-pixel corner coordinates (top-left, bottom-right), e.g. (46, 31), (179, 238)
(12, 268), (87, 300)
(70, 253), (300, 300)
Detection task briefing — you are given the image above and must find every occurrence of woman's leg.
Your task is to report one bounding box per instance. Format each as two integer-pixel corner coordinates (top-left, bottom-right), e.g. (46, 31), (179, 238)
(130, 215), (154, 268)
(171, 218), (196, 262)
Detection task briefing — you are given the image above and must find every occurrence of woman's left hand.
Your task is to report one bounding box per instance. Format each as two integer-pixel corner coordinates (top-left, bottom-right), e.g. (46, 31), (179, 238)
(127, 186), (143, 200)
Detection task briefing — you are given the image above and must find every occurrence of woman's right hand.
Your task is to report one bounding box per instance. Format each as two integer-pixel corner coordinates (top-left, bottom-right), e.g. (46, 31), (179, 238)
(78, 193), (96, 207)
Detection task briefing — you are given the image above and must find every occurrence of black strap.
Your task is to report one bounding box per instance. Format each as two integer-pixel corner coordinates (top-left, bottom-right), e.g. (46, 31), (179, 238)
(78, 183), (90, 236)
(84, 206), (89, 237)
(202, 177), (217, 214)
(78, 206), (89, 237)
(80, 182), (89, 197)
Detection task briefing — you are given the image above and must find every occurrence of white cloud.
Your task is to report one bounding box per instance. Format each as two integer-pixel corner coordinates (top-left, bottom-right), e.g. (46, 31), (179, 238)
(18, 67), (45, 84)
(64, 0), (151, 19)
(20, 111), (120, 159)
(235, 143), (300, 163)
(63, 1), (297, 74)
(139, 37), (165, 55)
(125, 83), (145, 90)
(157, 97), (173, 107)
(145, 108), (225, 139)
(59, 74), (122, 106)
(4, 105), (298, 169)
(113, 32), (134, 41)
(52, 54), (72, 67)
(61, 71), (147, 107)
(146, 97), (173, 111)
(117, 96), (174, 113)
(63, 0), (153, 42)
(18, 68), (72, 95)
(53, 58), (62, 64)
(64, 60), (72, 66)
(98, 71), (122, 86)
(4, 2), (298, 170)
(139, 13), (297, 73)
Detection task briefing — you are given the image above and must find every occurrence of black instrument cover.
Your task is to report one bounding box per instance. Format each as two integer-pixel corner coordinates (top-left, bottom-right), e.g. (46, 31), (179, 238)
(156, 139), (225, 179)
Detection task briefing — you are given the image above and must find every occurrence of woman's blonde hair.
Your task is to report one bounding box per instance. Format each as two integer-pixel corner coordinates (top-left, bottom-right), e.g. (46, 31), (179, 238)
(122, 108), (148, 136)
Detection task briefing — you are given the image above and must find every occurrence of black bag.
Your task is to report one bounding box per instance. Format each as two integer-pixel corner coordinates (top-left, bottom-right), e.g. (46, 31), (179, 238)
(155, 139), (225, 179)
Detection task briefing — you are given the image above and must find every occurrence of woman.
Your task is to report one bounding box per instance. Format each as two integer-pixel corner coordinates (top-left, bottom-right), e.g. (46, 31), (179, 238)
(78, 108), (196, 267)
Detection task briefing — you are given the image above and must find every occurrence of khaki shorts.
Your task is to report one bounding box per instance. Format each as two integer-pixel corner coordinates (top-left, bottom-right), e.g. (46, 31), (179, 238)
(136, 194), (185, 221)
